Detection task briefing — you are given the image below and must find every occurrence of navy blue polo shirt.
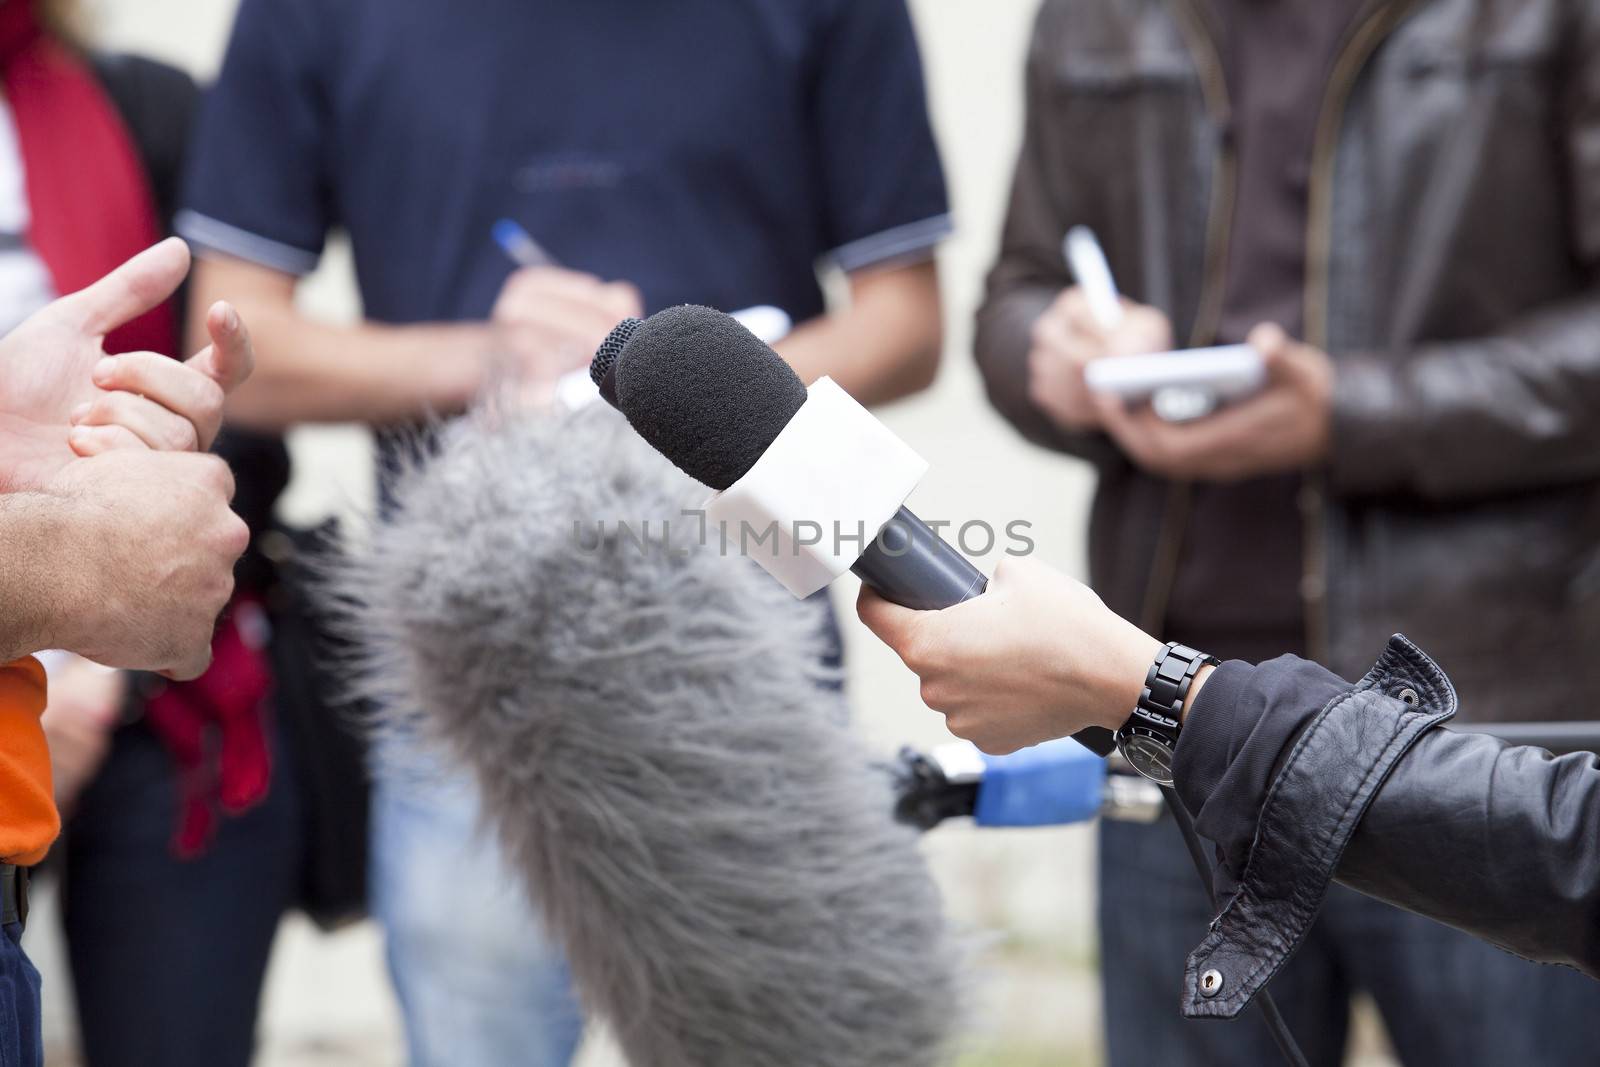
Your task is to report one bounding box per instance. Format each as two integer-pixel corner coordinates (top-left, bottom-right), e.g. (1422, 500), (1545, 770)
(178, 0), (951, 329)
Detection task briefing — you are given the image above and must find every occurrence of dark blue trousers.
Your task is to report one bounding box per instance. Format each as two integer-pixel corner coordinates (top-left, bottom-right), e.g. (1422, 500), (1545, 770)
(1100, 817), (1600, 1066)
(46, 720), (303, 1067)
(0, 922), (41, 1067)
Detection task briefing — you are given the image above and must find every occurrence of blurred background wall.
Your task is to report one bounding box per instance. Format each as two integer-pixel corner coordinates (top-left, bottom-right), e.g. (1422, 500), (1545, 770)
(37, 2), (1118, 1064)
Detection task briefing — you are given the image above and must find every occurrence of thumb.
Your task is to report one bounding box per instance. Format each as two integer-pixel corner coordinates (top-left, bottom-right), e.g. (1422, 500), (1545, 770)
(856, 584), (923, 658)
(68, 238), (191, 337)
(988, 555), (1055, 598)
(187, 301), (256, 395)
(1247, 322), (1292, 366)
(1249, 322), (1310, 385)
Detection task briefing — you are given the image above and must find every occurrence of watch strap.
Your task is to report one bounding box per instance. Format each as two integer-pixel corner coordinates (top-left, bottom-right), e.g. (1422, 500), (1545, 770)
(1137, 642), (1220, 731)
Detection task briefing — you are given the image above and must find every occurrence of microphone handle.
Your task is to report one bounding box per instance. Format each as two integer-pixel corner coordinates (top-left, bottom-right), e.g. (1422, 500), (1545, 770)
(852, 506), (1117, 758)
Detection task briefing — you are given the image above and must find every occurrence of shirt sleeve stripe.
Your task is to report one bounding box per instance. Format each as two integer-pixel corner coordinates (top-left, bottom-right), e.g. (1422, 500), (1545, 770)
(829, 213), (953, 274)
(175, 210), (322, 276)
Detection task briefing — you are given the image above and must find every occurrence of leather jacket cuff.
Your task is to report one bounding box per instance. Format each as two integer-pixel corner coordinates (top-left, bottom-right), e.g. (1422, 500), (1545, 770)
(1179, 635), (1457, 1020)
(1174, 656), (1346, 902)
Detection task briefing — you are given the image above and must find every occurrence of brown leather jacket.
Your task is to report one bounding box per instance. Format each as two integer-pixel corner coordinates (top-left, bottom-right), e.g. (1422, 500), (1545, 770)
(976, 0), (1600, 721)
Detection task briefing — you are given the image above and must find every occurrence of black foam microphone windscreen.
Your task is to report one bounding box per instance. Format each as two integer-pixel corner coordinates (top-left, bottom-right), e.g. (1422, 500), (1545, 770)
(606, 304), (808, 489)
(335, 404), (962, 1067)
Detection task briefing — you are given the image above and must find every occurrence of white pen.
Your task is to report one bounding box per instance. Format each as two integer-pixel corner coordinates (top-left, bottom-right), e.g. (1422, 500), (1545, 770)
(1063, 225), (1124, 330)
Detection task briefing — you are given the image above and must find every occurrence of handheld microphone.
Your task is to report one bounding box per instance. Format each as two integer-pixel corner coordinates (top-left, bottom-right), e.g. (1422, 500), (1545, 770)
(594, 305), (1116, 757)
(892, 738), (1163, 831)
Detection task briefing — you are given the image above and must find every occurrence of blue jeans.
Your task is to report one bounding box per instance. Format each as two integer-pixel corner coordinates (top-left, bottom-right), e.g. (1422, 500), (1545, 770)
(1100, 817), (1600, 1066)
(372, 759), (583, 1067)
(0, 922), (41, 1067)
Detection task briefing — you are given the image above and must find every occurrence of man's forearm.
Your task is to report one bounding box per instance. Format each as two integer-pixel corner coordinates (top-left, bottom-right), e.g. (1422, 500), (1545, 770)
(775, 262), (941, 406)
(189, 257), (495, 430)
(209, 301), (491, 430)
(0, 493), (79, 662)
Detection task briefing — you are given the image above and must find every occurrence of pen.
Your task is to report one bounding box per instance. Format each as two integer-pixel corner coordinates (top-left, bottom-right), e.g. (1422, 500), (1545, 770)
(493, 218), (556, 269)
(1067, 226), (1226, 421)
(1063, 225), (1124, 331)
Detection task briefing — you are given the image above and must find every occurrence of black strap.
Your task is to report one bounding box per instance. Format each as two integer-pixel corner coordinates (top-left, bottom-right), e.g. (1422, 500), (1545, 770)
(0, 864), (28, 928)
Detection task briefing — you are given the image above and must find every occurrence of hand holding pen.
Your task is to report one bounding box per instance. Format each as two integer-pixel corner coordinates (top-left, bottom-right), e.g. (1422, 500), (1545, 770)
(489, 219), (644, 405)
(1025, 227), (1174, 433)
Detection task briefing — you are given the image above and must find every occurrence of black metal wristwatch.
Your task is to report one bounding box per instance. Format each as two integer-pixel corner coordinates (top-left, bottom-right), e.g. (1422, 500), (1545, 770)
(1115, 642), (1220, 786)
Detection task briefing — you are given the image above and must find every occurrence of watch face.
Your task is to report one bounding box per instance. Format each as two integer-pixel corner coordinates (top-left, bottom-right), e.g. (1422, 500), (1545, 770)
(1121, 734), (1176, 786)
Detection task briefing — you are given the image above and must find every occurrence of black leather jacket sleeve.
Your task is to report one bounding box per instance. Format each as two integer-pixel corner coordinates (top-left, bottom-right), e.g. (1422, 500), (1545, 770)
(1339, 726), (1600, 977)
(1172, 635), (1599, 1020)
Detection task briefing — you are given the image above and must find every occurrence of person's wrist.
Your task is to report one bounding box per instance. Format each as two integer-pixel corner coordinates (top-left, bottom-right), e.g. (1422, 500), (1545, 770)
(4, 491), (83, 655)
(45, 493), (105, 656)
(1034, 377), (1099, 434)
(1097, 638), (1213, 734)
(411, 324), (492, 412)
(1092, 629), (1165, 733)
(1179, 663), (1215, 726)
(1057, 390), (1102, 434)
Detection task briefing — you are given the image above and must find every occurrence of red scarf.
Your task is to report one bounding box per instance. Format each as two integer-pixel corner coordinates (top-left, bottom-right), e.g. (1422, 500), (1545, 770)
(0, 1), (174, 355)
(145, 598), (274, 859)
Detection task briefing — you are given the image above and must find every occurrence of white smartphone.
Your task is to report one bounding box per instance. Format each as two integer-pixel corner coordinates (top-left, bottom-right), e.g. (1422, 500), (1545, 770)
(1084, 344), (1265, 401)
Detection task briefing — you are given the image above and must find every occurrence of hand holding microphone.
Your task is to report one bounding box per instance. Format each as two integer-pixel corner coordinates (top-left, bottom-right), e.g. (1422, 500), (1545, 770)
(593, 304), (1117, 755)
(859, 557), (1164, 755)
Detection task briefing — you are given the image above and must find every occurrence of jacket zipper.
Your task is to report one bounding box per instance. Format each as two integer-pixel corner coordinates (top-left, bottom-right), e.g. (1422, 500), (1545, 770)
(1171, 0), (1235, 351)
(1301, 0), (1423, 663)
(1142, 0), (1235, 633)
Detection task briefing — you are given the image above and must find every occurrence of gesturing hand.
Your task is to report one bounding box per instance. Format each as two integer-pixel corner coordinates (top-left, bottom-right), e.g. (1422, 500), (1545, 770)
(0, 239), (255, 489)
(857, 558), (1162, 755)
(67, 298), (254, 456)
(46, 450), (250, 681)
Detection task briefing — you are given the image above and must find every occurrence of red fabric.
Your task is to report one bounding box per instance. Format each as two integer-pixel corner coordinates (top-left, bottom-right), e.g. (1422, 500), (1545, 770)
(0, 1), (175, 356)
(144, 598), (275, 859)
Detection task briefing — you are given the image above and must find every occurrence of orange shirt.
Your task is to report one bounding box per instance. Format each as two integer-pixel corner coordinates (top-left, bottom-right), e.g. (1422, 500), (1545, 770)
(0, 659), (58, 866)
